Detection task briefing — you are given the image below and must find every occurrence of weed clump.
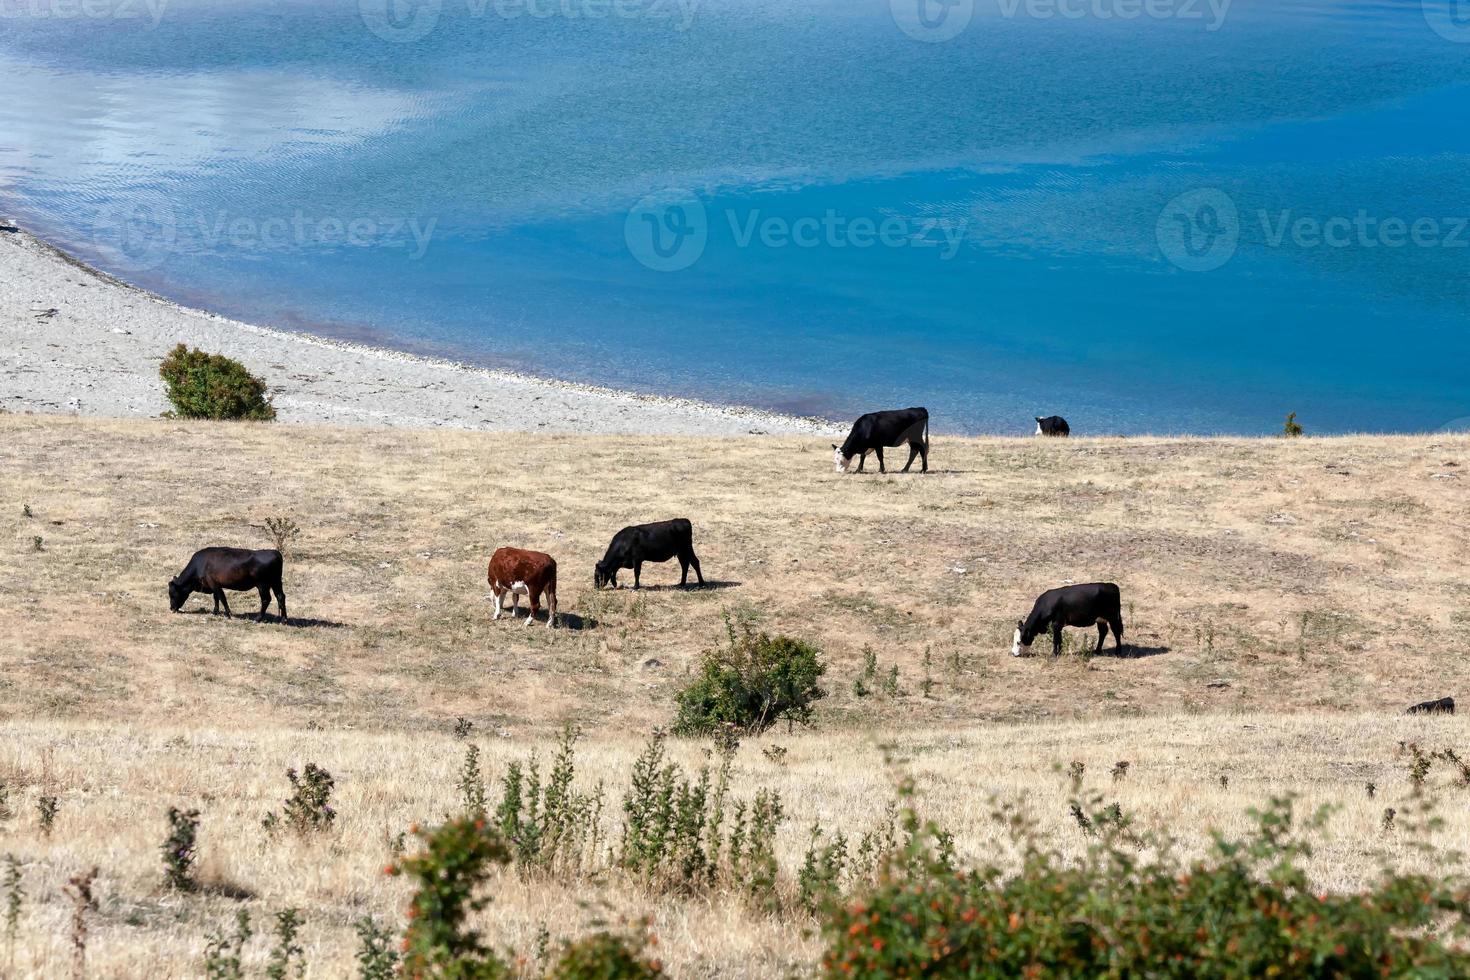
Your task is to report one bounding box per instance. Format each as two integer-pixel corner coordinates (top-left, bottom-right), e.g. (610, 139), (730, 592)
(263, 764), (336, 836)
(162, 807), (201, 891)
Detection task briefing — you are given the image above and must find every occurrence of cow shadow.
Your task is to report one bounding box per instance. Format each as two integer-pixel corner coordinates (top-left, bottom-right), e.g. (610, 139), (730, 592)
(620, 580), (741, 593)
(177, 609), (346, 629)
(1098, 644), (1170, 659)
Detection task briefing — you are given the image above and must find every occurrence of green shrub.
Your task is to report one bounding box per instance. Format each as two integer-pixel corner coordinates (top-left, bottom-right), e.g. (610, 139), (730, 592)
(673, 622), (826, 737)
(1283, 411), (1304, 437)
(820, 796), (1470, 978)
(544, 929), (663, 979)
(162, 807), (200, 891)
(158, 344), (275, 421)
(390, 817), (511, 979)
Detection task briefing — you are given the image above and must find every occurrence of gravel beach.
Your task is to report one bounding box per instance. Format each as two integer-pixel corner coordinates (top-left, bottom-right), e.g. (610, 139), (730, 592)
(0, 224), (835, 436)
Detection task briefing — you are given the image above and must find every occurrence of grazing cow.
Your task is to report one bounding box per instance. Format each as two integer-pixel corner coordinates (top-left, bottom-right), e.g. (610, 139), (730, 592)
(1035, 416), (1070, 437)
(487, 547), (558, 629)
(594, 519), (703, 590)
(169, 547), (286, 622)
(1406, 697), (1455, 716)
(833, 407), (929, 474)
(1012, 583), (1124, 657)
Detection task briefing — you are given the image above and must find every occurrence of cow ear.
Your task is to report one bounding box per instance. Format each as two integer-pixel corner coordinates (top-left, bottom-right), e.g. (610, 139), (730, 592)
(831, 444), (838, 450)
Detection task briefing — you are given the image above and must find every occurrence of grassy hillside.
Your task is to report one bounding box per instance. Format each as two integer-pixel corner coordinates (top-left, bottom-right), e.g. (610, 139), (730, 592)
(0, 416), (1468, 975)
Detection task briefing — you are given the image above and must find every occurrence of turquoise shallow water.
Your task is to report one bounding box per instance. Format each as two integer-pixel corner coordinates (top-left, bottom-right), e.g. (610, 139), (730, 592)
(2, 0), (1468, 433)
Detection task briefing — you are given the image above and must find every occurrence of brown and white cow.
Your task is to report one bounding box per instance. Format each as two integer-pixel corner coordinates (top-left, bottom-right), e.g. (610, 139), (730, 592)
(487, 547), (558, 629)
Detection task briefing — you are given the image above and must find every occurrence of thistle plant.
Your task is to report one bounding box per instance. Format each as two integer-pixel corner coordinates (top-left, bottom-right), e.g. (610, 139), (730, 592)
(265, 908), (304, 980)
(162, 807), (201, 891)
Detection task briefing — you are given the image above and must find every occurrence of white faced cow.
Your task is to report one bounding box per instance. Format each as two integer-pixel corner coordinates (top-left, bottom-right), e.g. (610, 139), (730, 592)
(833, 407), (929, 474)
(488, 547), (558, 628)
(1013, 583), (1124, 656)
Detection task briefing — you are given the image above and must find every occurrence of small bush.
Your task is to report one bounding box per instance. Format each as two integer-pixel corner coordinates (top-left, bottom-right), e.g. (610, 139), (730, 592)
(204, 910), (252, 980)
(36, 796), (57, 836)
(265, 908), (304, 980)
(1283, 411), (1304, 437)
(159, 344), (276, 421)
(673, 622), (826, 737)
(389, 817), (512, 978)
(263, 516), (300, 554)
(545, 929), (663, 979)
(263, 764), (336, 835)
(820, 796), (1470, 978)
(353, 917), (399, 980)
(162, 807), (201, 891)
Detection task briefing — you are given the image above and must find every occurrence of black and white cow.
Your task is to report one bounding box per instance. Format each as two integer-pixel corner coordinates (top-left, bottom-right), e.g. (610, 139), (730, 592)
(594, 519), (704, 590)
(1035, 416), (1070, 437)
(1012, 583), (1124, 657)
(833, 408), (929, 474)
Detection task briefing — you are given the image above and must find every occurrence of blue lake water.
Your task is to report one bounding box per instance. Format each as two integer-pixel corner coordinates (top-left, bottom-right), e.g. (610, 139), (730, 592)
(2, 0), (1468, 433)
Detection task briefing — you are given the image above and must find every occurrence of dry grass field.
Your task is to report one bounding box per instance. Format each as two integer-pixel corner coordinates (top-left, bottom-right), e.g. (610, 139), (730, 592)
(1, 414), (1469, 976)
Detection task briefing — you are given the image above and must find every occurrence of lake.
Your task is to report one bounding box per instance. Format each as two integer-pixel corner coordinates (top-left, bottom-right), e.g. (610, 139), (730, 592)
(2, 0), (1468, 433)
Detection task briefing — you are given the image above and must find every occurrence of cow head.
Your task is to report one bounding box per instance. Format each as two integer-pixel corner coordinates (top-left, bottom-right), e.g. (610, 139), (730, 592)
(168, 577), (188, 612)
(1011, 619), (1034, 657)
(832, 444), (853, 473)
(593, 561), (615, 590)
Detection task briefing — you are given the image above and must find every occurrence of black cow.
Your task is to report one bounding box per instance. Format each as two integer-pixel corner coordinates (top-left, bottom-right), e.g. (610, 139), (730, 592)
(833, 407), (929, 474)
(169, 547), (286, 622)
(1406, 697), (1455, 716)
(1012, 583), (1123, 657)
(594, 519), (703, 590)
(1035, 416), (1070, 437)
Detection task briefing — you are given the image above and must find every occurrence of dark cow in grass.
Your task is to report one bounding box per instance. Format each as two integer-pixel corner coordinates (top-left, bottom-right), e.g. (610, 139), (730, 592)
(834, 407), (929, 474)
(169, 547), (286, 622)
(1013, 583), (1123, 657)
(594, 519), (703, 590)
(1035, 416), (1070, 437)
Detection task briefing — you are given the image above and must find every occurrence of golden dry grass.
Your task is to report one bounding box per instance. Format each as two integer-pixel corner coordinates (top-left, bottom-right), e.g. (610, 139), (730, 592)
(1, 415), (1468, 977)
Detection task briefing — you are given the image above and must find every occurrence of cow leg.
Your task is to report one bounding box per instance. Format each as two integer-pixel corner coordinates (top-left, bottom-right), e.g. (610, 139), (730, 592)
(1096, 621), (1108, 654)
(1051, 621), (1063, 657)
(545, 585), (557, 630)
(1110, 616), (1126, 655)
(902, 443), (920, 473)
(274, 586), (287, 624)
(679, 558), (689, 586)
(633, 563), (642, 589)
(875, 447), (886, 473)
(492, 589), (504, 621)
(920, 440), (929, 473)
(686, 550), (704, 586)
(524, 594), (538, 627)
(257, 584), (272, 622)
(510, 591), (521, 618)
(214, 589), (232, 619)
(856, 452), (866, 473)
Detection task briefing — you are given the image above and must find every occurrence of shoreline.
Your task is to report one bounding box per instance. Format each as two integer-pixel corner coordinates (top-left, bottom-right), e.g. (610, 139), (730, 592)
(0, 220), (840, 437)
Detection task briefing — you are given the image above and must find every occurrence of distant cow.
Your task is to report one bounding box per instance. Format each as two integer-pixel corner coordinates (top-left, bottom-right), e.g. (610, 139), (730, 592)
(594, 519), (703, 590)
(169, 547), (286, 622)
(833, 408), (929, 474)
(488, 547), (558, 629)
(1013, 583), (1124, 657)
(1035, 416), (1070, 437)
(1406, 697), (1455, 716)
